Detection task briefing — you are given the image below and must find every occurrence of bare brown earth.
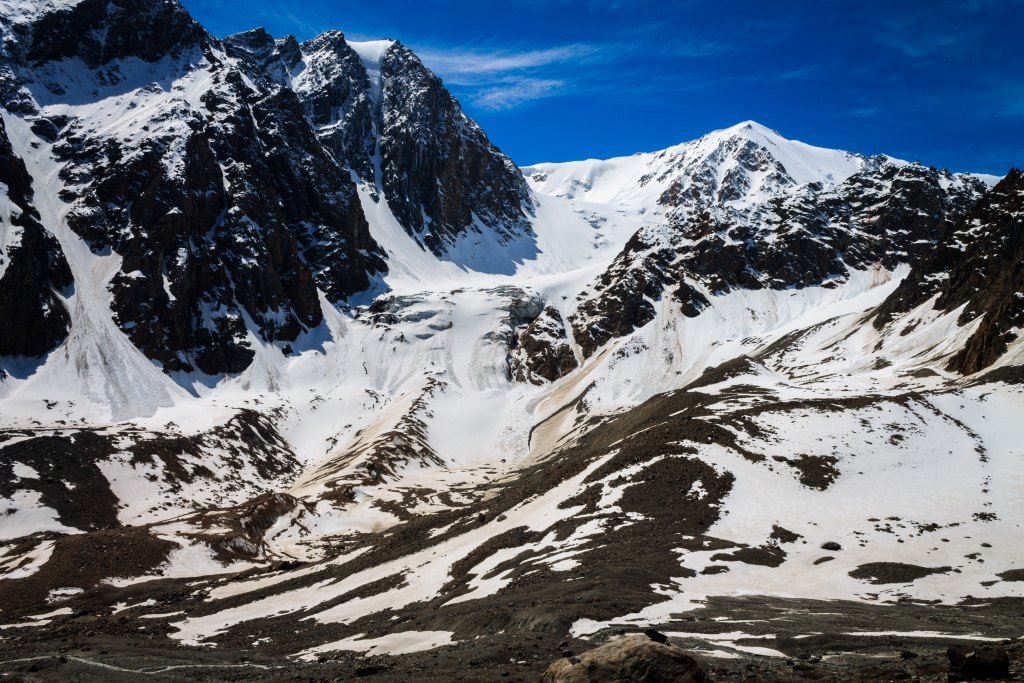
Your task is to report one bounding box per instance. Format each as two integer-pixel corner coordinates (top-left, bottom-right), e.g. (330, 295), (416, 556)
(0, 528), (177, 613)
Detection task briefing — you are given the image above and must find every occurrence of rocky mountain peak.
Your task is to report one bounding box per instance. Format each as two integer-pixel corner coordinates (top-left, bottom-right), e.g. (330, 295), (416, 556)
(376, 40), (534, 255)
(652, 121), (873, 224)
(276, 34), (301, 60)
(222, 27), (279, 61)
(723, 119), (780, 136)
(283, 31), (534, 260)
(6, 0), (209, 68)
(222, 27), (304, 88)
(286, 30), (378, 182)
(304, 29), (356, 55)
(0, 1), (390, 379)
(1, 0), (211, 113)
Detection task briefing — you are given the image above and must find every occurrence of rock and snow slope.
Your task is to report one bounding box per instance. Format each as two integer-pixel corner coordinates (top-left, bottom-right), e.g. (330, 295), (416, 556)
(0, 0), (1022, 672)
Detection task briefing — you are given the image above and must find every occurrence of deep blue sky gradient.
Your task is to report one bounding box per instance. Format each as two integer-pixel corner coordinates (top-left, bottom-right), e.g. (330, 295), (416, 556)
(180, 0), (1023, 175)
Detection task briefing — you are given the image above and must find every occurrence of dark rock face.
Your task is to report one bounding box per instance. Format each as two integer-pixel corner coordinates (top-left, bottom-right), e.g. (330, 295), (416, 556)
(378, 43), (533, 255)
(290, 31), (377, 185)
(58, 67), (383, 373)
(1, 0), (209, 114)
(22, 0), (207, 69)
(226, 29), (535, 258)
(511, 306), (579, 384)
(571, 159), (986, 358)
(675, 163), (983, 293)
(0, 115), (72, 358)
(224, 28), (379, 191)
(3, 0), (385, 375)
(571, 230), (710, 358)
(875, 169), (1024, 375)
(221, 28), (301, 87)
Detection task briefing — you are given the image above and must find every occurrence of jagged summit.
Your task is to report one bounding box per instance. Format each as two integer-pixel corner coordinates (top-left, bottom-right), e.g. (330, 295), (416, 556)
(221, 27), (534, 262)
(524, 120), (876, 209)
(1, 0), (386, 385)
(694, 119), (875, 185)
(0, 1), (538, 386)
(0, 0), (209, 67)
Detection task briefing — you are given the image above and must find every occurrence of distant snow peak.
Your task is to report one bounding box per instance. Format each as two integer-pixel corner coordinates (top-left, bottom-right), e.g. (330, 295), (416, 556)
(524, 120), (873, 211)
(701, 119), (868, 187)
(544, 121), (989, 360)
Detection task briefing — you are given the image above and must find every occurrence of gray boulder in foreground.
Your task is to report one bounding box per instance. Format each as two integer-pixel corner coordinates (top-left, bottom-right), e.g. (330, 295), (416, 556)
(542, 634), (708, 683)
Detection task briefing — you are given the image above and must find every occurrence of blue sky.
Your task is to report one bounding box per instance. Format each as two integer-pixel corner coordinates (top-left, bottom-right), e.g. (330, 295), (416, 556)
(180, 0), (1023, 174)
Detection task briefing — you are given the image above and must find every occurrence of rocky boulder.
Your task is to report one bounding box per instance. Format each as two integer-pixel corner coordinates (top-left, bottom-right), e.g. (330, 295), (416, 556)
(542, 634), (708, 683)
(946, 644), (1010, 681)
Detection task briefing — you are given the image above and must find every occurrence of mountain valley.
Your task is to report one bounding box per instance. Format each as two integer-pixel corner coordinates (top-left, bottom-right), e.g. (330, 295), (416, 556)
(0, 1), (1022, 680)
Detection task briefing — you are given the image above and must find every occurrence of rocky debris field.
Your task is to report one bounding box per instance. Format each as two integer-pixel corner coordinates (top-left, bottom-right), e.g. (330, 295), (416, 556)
(0, 592), (1021, 681)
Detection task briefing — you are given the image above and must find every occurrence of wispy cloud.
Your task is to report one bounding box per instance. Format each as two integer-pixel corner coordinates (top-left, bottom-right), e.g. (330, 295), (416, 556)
(849, 106), (882, 118)
(412, 33), (737, 112)
(415, 44), (599, 83)
(472, 78), (567, 111)
(410, 42), (615, 111)
(874, 10), (983, 59)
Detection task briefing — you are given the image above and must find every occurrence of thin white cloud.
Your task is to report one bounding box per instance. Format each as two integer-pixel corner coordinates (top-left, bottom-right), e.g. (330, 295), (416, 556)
(405, 43), (609, 111)
(415, 44), (598, 80)
(472, 78), (566, 111)
(404, 30), (735, 112)
(849, 106), (882, 118)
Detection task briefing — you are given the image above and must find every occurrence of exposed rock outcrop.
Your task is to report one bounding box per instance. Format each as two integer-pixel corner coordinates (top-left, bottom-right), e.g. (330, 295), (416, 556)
(225, 28), (535, 259)
(511, 305), (579, 383)
(0, 115), (72, 358)
(3, 0), (386, 375)
(571, 150), (986, 358)
(542, 634), (708, 683)
(378, 42), (534, 255)
(875, 169), (1024, 374)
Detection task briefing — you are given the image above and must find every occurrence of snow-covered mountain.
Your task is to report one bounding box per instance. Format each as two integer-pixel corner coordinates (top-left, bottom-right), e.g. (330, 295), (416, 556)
(525, 120), (873, 208)
(528, 122), (990, 357)
(0, 0), (1022, 678)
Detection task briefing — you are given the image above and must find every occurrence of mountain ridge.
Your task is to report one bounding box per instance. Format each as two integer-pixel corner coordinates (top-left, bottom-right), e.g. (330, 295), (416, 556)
(522, 120), (1002, 187)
